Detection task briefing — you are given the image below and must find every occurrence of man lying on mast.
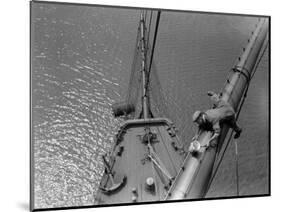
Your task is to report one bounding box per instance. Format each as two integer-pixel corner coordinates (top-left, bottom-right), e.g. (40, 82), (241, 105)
(189, 91), (242, 152)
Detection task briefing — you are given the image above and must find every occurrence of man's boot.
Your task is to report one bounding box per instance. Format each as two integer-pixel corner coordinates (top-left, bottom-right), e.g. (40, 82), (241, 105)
(234, 127), (242, 139)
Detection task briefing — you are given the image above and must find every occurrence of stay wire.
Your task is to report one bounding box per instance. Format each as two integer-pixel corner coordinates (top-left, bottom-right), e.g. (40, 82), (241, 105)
(147, 10), (161, 81)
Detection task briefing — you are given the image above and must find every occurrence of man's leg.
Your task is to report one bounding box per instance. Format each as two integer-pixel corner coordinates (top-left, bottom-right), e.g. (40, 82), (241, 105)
(228, 117), (242, 139)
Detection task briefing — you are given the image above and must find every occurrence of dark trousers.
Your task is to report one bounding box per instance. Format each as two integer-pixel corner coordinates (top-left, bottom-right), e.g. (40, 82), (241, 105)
(223, 115), (241, 133)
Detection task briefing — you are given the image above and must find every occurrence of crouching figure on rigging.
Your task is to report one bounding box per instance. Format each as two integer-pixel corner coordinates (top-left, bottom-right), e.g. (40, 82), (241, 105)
(189, 91), (242, 153)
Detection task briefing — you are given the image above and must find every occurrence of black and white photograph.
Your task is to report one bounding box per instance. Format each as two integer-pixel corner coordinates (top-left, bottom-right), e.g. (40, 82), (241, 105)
(30, 1), (269, 211)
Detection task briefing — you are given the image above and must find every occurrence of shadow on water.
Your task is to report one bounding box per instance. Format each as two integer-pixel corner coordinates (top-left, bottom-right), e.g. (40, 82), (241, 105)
(17, 202), (29, 211)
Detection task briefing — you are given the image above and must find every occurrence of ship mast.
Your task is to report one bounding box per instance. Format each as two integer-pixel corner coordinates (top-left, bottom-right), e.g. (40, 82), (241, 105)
(140, 12), (150, 119)
(165, 18), (269, 200)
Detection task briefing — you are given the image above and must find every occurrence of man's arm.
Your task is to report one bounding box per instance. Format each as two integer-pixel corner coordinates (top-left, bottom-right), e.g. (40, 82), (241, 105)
(209, 132), (219, 142)
(192, 127), (202, 141)
(207, 91), (220, 108)
(208, 122), (220, 143)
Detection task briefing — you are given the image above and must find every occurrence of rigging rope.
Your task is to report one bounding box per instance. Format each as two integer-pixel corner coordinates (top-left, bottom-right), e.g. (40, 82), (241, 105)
(156, 126), (177, 174)
(234, 139), (239, 196)
(126, 10), (162, 119)
(147, 10), (161, 80)
(125, 14), (143, 118)
(204, 40), (268, 197)
(126, 10), (183, 129)
(146, 11), (153, 51)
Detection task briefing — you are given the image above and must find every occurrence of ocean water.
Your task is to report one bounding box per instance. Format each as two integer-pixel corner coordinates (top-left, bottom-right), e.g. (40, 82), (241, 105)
(31, 3), (269, 209)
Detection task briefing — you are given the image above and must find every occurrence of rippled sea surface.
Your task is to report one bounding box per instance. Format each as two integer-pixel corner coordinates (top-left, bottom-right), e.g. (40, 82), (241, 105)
(31, 3), (269, 209)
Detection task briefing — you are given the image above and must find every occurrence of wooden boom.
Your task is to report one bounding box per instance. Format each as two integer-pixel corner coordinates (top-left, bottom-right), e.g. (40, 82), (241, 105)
(165, 18), (268, 200)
